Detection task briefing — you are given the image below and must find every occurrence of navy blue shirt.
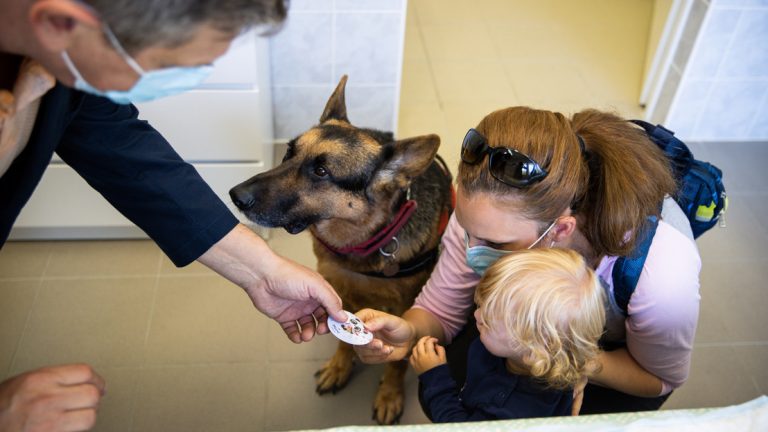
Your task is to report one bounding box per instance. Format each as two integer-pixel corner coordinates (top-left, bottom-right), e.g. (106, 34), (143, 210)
(0, 83), (238, 266)
(419, 339), (573, 422)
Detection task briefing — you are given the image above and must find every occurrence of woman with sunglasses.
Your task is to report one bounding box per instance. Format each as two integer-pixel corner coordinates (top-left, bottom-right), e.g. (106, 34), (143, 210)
(354, 106), (701, 416)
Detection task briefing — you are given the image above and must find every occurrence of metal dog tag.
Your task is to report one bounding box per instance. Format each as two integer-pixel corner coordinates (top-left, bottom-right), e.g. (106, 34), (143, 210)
(382, 260), (399, 277)
(380, 237), (400, 277)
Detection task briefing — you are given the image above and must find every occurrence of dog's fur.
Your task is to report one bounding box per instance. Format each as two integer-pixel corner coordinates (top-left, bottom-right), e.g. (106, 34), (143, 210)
(230, 76), (453, 424)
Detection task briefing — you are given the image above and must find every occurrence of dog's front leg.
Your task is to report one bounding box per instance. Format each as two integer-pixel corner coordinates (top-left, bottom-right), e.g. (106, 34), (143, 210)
(315, 341), (355, 394)
(372, 360), (408, 425)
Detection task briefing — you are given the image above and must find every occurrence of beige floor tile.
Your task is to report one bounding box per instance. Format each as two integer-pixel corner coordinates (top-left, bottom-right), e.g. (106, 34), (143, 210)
(402, 24), (427, 61)
(664, 345), (763, 410)
(0, 241), (52, 279)
(696, 197), (768, 263)
(577, 57), (646, 105)
(10, 278), (155, 373)
(132, 363), (266, 432)
(419, 25), (498, 62)
(400, 60), (439, 104)
(92, 366), (140, 432)
(144, 275), (268, 364)
(431, 60), (516, 104)
(485, 23), (576, 63)
(411, 0), (484, 26)
(266, 359), (389, 430)
(0, 280), (39, 375)
(397, 102), (448, 140)
(45, 240), (161, 278)
(503, 60), (596, 106)
(733, 345), (768, 395)
(266, 229), (318, 269)
(267, 324), (339, 362)
(399, 368), (432, 425)
(158, 255), (216, 276)
(697, 261), (768, 343)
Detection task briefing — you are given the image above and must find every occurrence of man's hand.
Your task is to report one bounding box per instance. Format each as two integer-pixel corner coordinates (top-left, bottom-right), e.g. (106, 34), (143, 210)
(409, 336), (446, 375)
(353, 308), (416, 363)
(198, 224), (345, 344)
(245, 252), (346, 343)
(0, 364), (105, 432)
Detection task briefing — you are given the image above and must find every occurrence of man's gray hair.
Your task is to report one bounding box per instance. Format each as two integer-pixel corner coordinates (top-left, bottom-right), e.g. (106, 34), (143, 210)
(82, 0), (288, 53)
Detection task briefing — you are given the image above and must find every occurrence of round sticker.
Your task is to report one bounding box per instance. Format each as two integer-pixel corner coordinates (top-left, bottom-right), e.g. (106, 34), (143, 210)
(327, 310), (373, 345)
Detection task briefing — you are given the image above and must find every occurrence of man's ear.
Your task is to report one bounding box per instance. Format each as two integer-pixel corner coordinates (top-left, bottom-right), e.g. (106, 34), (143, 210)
(28, 0), (100, 53)
(370, 134), (441, 190)
(319, 75), (349, 123)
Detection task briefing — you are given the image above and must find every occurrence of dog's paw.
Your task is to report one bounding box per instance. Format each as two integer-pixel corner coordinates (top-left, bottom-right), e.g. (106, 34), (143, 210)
(314, 360), (353, 395)
(372, 383), (404, 425)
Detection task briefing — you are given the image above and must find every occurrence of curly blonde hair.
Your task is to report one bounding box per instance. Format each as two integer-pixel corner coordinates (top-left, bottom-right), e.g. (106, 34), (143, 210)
(474, 248), (605, 390)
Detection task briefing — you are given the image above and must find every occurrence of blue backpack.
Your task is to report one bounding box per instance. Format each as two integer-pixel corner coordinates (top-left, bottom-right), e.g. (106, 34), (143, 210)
(611, 120), (727, 315)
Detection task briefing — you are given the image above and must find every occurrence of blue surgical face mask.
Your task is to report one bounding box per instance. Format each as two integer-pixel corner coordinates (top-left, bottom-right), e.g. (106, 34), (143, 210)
(464, 220), (557, 277)
(61, 24), (213, 104)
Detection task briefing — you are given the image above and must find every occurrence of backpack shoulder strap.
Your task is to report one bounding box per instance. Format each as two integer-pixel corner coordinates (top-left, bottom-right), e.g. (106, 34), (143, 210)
(612, 216), (659, 316)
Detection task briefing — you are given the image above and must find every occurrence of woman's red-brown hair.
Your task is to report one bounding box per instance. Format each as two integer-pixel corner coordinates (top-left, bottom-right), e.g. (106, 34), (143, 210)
(458, 107), (676, 257)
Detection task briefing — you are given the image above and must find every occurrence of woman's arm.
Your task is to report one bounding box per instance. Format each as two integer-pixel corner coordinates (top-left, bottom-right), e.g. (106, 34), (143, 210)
(589, 348), (663, 397)
(354, 307), (445, 363)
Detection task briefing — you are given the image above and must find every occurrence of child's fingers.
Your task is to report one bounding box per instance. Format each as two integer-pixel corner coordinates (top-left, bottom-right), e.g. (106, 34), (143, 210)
(423, 337), (437, 354)
(435, 344), (446, 360)
(416, 336), (430, 356)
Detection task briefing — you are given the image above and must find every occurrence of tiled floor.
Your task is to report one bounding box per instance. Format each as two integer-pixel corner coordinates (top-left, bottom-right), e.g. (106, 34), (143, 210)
(2, 1), (766, 431)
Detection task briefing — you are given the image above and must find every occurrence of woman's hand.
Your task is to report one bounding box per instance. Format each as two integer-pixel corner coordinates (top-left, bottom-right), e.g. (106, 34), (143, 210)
(409, 336), (446, 375)
(353, 308), (416, 363)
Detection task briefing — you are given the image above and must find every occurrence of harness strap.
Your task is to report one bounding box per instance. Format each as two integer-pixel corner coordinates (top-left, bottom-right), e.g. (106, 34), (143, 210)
(612, 215), (659, 315)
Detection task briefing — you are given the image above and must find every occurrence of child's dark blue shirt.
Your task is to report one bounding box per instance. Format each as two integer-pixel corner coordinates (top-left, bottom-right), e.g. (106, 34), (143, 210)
(418, 339), (572, 422)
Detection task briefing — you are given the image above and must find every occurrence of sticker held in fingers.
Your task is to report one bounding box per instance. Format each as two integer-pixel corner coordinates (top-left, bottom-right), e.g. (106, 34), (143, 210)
(327, 310), (373, 345)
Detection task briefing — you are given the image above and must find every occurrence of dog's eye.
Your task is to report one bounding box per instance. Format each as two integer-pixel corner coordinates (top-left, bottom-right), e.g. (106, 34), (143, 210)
(313, 165), (329, 177)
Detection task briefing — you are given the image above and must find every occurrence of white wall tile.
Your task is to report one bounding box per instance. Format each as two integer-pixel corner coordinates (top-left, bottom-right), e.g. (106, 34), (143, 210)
(720, 10), (768, 78)
(694, 80), (768, 139)
(335, 0), (404, 11)
(290, 0), (333, 11)
(270, 13), (333, 85)
(334, 13), (402, 85)
(345, 85), (397, 132)
(667, 79), (712, 139)
(272, 85), (335, 139)
(686, 9), (741, 79)
(750, 91), (768, 137)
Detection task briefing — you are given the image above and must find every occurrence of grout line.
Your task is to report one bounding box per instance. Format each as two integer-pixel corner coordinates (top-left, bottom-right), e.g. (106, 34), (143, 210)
(412, 3), (442, 112)
(127, 252), (165, 431)
(5, 248), (53, 377)
(694, 341), (768, 348)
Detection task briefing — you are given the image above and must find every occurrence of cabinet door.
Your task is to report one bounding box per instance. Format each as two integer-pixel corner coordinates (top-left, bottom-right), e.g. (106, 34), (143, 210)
(10, 162), (266, 240)
(136, 90), (272, 163)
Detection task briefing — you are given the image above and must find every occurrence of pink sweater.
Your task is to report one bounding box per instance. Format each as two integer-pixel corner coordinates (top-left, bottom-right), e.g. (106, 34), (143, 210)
(413, 213), (701, 395)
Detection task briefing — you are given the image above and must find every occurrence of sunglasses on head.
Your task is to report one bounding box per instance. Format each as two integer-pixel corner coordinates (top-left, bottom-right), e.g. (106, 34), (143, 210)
(461, 128), (548, 188)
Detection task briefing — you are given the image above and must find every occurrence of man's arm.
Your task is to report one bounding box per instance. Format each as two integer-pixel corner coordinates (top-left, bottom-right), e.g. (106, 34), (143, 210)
(198, 223), (345, 342)
(59, 92), (345, 340)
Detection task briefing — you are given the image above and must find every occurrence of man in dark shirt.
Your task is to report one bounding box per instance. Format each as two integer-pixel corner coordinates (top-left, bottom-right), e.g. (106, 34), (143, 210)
(0, 1), (344, 430)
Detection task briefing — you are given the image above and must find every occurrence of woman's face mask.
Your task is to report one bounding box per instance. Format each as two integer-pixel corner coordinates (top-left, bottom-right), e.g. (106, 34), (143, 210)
(464, 220), (557, 277)
(61, 24), (212, 105)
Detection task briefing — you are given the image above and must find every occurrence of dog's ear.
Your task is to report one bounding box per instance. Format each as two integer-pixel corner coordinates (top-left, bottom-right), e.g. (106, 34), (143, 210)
(319, 75), (349, 123)
(371, 134), (440, 190)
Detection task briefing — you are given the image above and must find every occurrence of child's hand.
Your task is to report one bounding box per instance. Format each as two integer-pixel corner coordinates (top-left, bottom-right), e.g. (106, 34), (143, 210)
(409, 336), (446, 374)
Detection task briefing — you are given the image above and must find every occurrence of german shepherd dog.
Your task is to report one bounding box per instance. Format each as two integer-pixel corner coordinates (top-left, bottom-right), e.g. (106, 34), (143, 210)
(229, 76), (453, 424)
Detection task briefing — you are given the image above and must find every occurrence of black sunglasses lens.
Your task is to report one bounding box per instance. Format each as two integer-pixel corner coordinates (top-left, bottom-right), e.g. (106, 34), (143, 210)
(461, 130), (486, 164)
(489, 151), (542, 186)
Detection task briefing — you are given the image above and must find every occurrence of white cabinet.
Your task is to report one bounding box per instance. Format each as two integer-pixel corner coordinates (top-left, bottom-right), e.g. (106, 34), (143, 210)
(10, 32), (272, 240)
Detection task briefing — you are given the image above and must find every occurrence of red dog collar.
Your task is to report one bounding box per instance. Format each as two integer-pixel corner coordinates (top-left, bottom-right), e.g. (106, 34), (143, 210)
(317, 198), (418, 257)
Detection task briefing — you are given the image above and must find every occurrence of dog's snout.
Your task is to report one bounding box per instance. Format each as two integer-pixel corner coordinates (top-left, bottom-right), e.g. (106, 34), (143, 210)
(229, 186), (256, 211)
